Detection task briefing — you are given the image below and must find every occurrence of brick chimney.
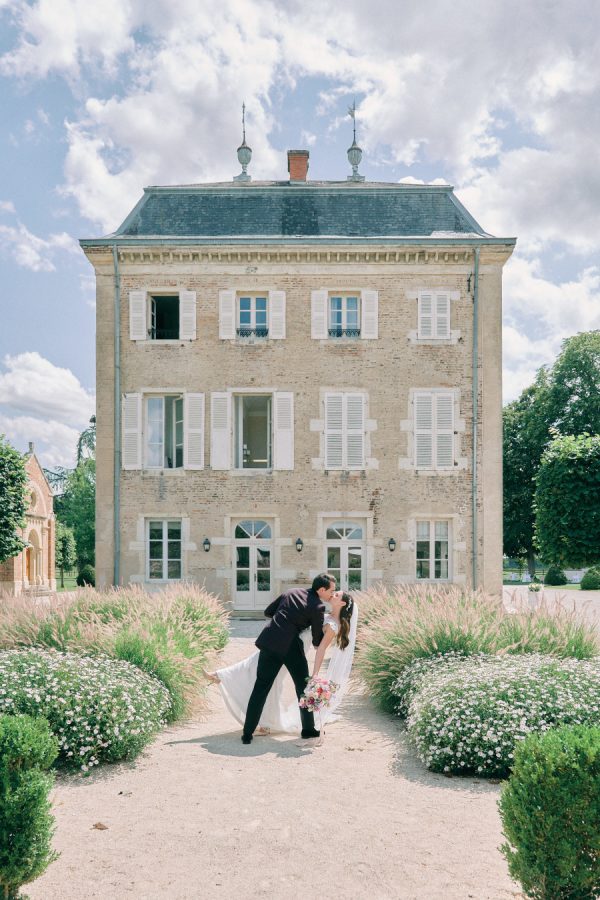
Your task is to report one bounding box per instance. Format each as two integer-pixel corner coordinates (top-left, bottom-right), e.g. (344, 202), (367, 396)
(287, 149), (309, 182)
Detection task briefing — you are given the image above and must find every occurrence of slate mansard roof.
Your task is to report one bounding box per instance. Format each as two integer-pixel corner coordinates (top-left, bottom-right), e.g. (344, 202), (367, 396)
(80, 180), (516, 247)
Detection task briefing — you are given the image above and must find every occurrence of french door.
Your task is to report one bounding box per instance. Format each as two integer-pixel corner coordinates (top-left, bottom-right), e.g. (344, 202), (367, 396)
(234, 519), (273, 609)
(325, 521), (365, 591)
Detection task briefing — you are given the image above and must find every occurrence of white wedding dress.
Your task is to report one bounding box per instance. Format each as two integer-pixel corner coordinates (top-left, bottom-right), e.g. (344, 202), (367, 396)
(216, 606), (358, 733)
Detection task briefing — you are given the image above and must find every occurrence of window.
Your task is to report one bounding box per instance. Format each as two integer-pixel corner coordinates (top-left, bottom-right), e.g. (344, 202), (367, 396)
(234, 395), (271, 468)
(128, 290), (196, 341)
(238, 295), (268, 338)
(326, 521), (365, 590)
(324, 393), (365, 469)
(417, 291), (451, 340)
(416, 520), (450, 580)
(147, 520), (181, 580)
(414, 391), (455, 469)
(145, 396), (183, 468)
(150, 295), (179, 340)
(329, 294), (360, 338)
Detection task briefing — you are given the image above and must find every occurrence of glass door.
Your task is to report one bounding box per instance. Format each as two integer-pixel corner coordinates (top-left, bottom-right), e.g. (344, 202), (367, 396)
(326, 521), (365, 590)
(234, 519), (273, 609)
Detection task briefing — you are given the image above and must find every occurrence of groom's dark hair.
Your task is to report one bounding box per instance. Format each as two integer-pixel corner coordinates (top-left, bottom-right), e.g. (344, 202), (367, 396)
(312, 573), (335, 592)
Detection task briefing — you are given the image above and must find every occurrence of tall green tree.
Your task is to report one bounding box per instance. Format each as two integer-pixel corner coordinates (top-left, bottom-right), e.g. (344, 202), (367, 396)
(544, 331), (600, 435)
(535, 433), (600, 568)
(0, 436), (28, 564)
(55, 522), (77, 588)
(76, 416), (96, 464)
(54, 458), (95, 569)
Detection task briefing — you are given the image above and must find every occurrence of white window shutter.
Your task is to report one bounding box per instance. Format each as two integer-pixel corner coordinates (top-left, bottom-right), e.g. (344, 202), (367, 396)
(269, 290), (286, 339)
(435, 393), (454, 468)
(218, 290), (236, 340)
(435, 293), (450, 339)
(361, 290), (378, 339)
(122, 393), (142, 469)
(210, 392), (231, 470)
(346, 393), (365, 468)
(418, 293), (433, 339)
(183, 393), (204, 469)
(414, 393), (433, 468)
(311, 290), (328, 339)
(179, 290), (197, 341)
(273, 392), (294, 469)
(129, 291), (147, 341)
(325, 393), (344, 468)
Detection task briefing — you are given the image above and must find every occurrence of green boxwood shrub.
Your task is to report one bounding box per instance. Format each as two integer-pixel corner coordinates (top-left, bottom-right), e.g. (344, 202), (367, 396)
(581, 566), (600, 590)
(543, 566), (568, 586)
(76, 564), (95, 587)
(0, 714), (59, 899)
(0, 650), (171, 772)
(400, 654), (600, 777)
(499, 725), (600, 899)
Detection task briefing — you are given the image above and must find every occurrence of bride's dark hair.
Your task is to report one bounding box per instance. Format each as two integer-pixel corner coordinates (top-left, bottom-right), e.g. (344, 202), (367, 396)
(336, 592), (353, 650)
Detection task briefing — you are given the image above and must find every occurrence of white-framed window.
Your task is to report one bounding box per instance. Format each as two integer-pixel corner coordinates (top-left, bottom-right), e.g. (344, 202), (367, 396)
(210, 391), (293, 471)
(147, 519), (182, 581)
(218, 290), (286, 340)
(311, 290), (378, 340)
(324, 393), (365, 469)
(414, 391), (455, 469)
(329, 294), (360, 338)
(418, 291), (450, 340)
(122, 392), (204, 470)
(129, 290), (196, 341)
(416, 520), (450, 580)
(325, 520), (365, 590)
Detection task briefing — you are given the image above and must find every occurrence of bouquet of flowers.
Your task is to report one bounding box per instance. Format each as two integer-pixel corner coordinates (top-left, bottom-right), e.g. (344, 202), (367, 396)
(299, 677), (340, 713)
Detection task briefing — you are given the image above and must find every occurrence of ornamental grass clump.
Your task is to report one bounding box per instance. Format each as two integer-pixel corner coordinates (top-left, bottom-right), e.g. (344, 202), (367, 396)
(356, 585), (599, 713)
(0, 714), (59, 899)
(499, 725), (600, 899)
(0, 649), (171, 772)
(0, 585), (229, 720)
(403, 654), (600, 778)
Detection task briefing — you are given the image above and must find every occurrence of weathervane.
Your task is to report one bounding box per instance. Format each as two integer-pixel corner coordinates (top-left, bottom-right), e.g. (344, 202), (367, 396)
(347, 98), (364, 182)
(234, 102), (252, 182)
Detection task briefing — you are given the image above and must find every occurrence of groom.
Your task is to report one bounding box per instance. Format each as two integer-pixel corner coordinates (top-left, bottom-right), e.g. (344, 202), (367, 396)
(241, 573), (336, 744)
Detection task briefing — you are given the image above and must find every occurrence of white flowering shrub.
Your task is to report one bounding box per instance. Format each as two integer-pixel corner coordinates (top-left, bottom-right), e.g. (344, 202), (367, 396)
(0, 650), (171, 773)
(400, 654), (600, 778)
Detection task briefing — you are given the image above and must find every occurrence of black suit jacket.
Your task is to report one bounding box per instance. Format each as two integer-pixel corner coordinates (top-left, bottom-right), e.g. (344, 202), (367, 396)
(255, 588), (325, 657)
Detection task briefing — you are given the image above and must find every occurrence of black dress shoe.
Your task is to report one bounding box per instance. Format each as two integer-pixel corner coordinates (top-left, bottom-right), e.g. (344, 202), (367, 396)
(301, 729), (321, 739)
(241, 733), (252, 744)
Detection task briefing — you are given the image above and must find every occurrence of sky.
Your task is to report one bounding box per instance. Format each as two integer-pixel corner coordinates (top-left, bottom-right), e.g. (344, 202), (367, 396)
(0, 0), (599, 470)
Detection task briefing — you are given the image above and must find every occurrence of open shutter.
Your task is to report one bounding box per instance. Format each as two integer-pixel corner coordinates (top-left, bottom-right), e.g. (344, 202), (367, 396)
(435, 293), (450, 339)
(325, 393), (343, 468)
(361, 290), (378, 339)
(122, 393), (142, 469)
(210, 392), (231, 469)
(273, 392), (294, 469)
(414, 393), (433, 468)
(435, 393), (454, 468)
(311, 290), (328, 339)
(218, 290), (236, 339)
(345, 394), (365, 468)
(179, 290), (197, 340)
(183, 393), (204, 469)
(269, 290), (286, 339)
(418, 293), (433, 339)
(129, 291), (147, 341)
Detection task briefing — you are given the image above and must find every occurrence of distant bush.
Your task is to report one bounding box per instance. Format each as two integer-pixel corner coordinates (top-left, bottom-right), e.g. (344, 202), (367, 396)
(499, 725), (600, 899)
(543, 566), (568, 586)
(0, 649), (171, 772)
(402, 654), (600, 778)
(581, 566), (600, 590)
(0, 585), (229, 721)
(0, 714), (59, 898)
(76, 564), (95, 587)
(356, 585), (599, 713)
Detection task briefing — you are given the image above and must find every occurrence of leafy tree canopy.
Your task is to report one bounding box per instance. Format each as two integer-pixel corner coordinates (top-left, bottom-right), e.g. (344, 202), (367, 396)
(0, 436), (28, 564)
(54, 458), (95, 569)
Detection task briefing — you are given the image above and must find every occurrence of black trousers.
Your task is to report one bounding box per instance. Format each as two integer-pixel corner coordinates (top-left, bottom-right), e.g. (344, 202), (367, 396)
(243, 637), (315, 736)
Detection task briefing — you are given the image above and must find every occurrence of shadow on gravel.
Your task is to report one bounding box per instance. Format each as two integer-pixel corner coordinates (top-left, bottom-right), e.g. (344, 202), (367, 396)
(166, 731), (315, 759)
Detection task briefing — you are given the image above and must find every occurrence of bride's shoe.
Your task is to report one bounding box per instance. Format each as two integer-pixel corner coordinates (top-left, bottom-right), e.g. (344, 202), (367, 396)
(256, 726), (271, 736)
(202, 669), (220, 685)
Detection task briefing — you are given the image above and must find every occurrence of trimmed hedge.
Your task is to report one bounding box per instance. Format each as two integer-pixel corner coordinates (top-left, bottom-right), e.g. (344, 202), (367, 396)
(543, 566), (568, 586)
(499, 725), (600, 899)
(581, 566), (600, 590)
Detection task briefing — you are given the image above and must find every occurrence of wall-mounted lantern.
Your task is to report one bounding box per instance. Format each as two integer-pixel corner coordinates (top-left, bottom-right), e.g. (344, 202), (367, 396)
(295, 538), (304, 552)
(203, 538), (211, 552)
(388, 538), (396, 552)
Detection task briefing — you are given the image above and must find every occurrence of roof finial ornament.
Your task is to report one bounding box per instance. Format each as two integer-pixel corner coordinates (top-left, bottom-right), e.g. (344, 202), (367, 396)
(347, 98), (365, 182)
(234, 102), (252, 183)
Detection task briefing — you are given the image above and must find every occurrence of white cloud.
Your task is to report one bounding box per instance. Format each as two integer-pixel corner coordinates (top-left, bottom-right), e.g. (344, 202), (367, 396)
(0, 203), (79, 271)
(0, 413), (81, 469)
(0, 352), (95, 425)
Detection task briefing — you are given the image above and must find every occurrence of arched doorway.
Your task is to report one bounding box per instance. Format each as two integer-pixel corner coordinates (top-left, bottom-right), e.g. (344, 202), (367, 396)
(26, 530), (41, 586)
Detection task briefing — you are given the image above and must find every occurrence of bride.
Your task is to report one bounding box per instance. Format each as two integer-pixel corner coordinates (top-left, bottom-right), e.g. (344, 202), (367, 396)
(206, 590), (358, 734)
